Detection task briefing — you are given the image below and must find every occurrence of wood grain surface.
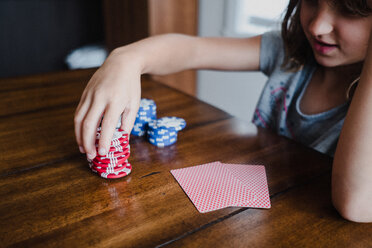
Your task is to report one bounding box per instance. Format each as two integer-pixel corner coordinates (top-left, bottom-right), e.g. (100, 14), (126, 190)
(0, 69), (369, 248)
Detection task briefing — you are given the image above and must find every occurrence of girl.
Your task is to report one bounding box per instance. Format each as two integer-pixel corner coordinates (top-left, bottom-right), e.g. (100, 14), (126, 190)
(74, 0), (372, 222)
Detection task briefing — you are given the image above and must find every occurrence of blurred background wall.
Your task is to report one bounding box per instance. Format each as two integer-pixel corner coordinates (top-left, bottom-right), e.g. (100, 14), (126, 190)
(0, 0), (104, 78)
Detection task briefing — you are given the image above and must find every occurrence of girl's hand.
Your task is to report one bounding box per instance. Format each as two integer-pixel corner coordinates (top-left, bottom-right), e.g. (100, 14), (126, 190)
(74, 49), (142, 160)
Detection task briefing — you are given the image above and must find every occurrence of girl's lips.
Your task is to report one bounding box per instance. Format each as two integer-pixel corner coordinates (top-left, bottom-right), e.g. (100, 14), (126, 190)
(313, 39), (338, 54)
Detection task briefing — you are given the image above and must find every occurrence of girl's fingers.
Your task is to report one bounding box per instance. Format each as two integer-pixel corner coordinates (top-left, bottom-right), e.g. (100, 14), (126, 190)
(98, 106), (123, 156)
(76, 87), (88, 112)
(74, 93), (92, 153)
(121, 102), (140, 135)
(82, 101), (105, 160)
(120, 78), (141, 134)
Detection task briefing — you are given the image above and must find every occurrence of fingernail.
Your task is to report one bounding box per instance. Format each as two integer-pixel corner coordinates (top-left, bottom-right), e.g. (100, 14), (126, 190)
(87, 153), (95, 160)
(79, 146), (85, 153)
(98, 148), (106, 156)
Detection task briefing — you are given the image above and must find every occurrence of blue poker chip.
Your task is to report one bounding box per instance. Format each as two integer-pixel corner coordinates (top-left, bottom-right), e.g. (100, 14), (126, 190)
(147, 128), (177, 137)
(137, 108), (156, 116)
(131, 98), (157, 136)
(138, 98), (156, 111)
(148, 133), (177, 142)
(136, 115), (155, 122)
(131, 130), (146, 136)
(148, 135), (177, 147)
(137, 111), (156, 118)
(148, 117), (186, 132)
(147, 126), (178, 147)
(146, 117), (185, 146)
(131, 122), (147, 136)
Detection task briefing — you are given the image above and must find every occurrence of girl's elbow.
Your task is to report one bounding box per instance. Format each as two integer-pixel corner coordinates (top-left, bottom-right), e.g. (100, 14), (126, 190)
(332, 197), (372, 223)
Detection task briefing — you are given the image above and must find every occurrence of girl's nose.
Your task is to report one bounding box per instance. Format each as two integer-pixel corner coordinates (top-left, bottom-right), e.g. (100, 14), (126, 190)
(308, 5), (334, 37)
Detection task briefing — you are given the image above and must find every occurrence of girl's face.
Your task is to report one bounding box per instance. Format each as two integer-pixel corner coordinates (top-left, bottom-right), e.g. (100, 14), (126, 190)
(300, 0), (372, 68)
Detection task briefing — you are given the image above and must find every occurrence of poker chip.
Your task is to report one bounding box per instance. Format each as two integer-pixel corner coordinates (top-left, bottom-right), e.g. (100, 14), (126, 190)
(148, 135), (177, 147)
(150, 117), (186, 132)
(99, 163), (132, 179)
(147, 128), (177, 137)
(94, 148), (130, 159)
(89, 161), (132, 178)
(96, 141), (130, 152)
(145, 117), (186, 147)
(92, 155), (130, 168)
(93, 153), (130, 164)
(87, 127), (132, 179)
(90, 160), (130, 173)
(91, 160), (128, 170)
(131, 98), (157, 136)
(95, 137), (128, 146)
(96, 129), (129, 142)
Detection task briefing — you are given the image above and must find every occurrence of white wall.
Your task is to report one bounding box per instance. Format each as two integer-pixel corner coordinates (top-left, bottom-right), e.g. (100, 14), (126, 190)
(197, 0), (267, 122)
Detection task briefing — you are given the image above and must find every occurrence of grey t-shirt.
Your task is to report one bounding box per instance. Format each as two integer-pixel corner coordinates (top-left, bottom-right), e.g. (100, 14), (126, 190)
(252, 31), (349, 156)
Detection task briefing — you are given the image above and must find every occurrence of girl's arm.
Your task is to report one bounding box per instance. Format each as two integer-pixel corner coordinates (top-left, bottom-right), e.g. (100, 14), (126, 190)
(74, 34), (261, 160)
(131, 33), (261, 74)
(332, 31), (372, 223)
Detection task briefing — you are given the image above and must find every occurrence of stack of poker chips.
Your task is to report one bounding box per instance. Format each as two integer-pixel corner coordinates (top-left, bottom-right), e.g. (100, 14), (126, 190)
(131, 98), (157, 136)
(147, 117), (186, 147)
(88, 128), (132, 179)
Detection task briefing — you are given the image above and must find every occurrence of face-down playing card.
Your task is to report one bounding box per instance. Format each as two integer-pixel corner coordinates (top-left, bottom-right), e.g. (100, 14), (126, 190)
(171, 161), (270, 213)
(222, 163), (271, 209)
(171, 161), (255, 213)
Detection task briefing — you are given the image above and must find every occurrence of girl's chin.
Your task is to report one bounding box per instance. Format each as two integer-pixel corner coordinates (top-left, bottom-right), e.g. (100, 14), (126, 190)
(313, 54), (343, 68)
(314, 58), (338, 68)
(314, 55), (364, 71)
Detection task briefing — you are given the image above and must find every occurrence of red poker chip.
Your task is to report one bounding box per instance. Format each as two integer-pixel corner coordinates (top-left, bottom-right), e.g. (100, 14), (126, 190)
(95, 140), (130, 152)
(93, 152), (130, 163)
(93, 152), (130, 165)
(94, 148), (130, 159)
(90, 160), (130, 173)
(107, 143), (130, 152)
(91, 153), (130, 168)
(95, 137), (128, 146)
(98, 163), (132, 179)
(88, 161), (132, 178)
(96, 129), (129, 140)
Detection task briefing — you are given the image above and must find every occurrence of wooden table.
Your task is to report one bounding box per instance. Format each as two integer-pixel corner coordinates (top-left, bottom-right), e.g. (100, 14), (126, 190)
(0, 69), (371, 247)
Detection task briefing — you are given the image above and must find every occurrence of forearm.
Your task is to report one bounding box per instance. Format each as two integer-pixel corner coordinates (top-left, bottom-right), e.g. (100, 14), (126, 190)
(332, 34), (372, 222)
(110, 33), (261, 76)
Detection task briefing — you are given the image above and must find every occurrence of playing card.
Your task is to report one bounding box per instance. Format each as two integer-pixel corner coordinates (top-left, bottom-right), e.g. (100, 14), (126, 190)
(222, 163), (271, 209)
(171, 161), (271, 213)
(171, 161), (254, 213)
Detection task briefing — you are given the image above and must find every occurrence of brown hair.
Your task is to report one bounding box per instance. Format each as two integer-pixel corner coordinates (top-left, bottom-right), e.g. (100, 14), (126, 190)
(281, 0), (372, 71)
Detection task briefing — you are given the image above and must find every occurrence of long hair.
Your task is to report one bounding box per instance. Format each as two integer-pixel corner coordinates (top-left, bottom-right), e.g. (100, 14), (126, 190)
(281, 0), (371, 71)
